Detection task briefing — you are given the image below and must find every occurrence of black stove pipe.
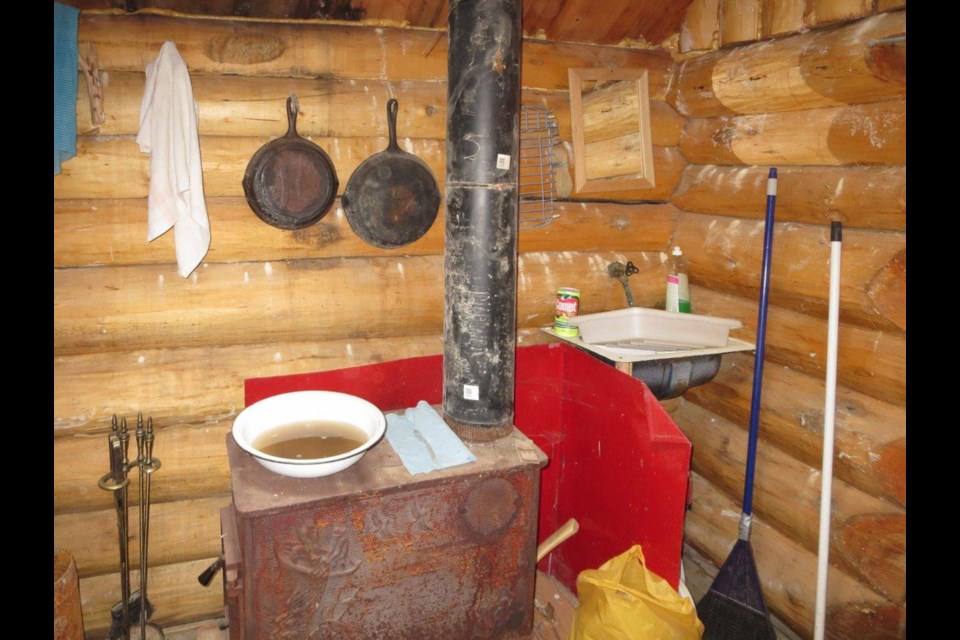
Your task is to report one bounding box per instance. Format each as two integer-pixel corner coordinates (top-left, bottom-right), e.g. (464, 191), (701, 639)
(443, 0), (521, 441)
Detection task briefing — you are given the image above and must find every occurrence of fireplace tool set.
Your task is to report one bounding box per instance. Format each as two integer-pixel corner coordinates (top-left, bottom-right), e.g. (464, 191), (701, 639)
(98, 413), (165, 640)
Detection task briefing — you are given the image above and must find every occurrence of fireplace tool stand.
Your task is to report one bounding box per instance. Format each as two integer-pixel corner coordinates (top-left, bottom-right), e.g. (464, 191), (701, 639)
(98, 413), (165, 640)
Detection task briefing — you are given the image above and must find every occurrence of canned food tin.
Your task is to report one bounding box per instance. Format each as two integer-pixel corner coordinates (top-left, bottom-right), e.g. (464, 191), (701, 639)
(554, 288), (581, 337)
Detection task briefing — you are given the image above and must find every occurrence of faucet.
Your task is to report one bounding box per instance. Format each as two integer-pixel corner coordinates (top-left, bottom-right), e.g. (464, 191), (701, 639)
(607, 260), (640, 307)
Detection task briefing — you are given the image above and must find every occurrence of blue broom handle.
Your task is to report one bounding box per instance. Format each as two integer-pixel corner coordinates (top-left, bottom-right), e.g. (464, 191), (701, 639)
(742, 168), (777, 518)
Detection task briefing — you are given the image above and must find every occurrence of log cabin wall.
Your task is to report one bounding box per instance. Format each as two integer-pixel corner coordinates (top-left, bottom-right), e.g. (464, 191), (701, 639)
(53, 3), (905, 638)
(53, 10), (677, 637)
(668, 2), (906, 639)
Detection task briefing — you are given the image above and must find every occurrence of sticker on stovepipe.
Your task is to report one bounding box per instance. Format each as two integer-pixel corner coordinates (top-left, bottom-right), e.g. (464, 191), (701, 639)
(496, 154), (511, 170)
(463, 384), (480, 400)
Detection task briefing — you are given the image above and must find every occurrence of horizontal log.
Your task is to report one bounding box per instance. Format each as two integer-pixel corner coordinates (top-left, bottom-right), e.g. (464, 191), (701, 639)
(79, 557), (224, 637)
(674, 213), (906, 332)
(674, 12), (907, 117)
(77, 72), (685, 146)
(678, 0), (720, 53)
(685, 472), (904, 640)
(53, 329), (554, 441)
(689, 285), (905, 406)
(53, 134), (443, 200)
(55, 495), (230, 577)
(53, 250), (664, 354)
(684, 351), (906, 508)
(680, 99), (906, 166)
(80, 73), (447, 139)
(671, 165), (906, 231)
(55, 421), (234, 514)
(52, 256), (436, 354)
(671, 400), (905, 602)
(53, 197), (679, 267)
(78, 12), (675, 92)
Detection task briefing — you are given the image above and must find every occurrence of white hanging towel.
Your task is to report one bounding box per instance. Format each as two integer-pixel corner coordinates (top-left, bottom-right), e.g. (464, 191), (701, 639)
(137, 41), (210, 278)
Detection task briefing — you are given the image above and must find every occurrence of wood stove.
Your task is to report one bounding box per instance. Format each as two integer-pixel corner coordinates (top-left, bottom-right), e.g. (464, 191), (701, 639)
(221, 420), (547, 639)
(217, 344), (693, 638)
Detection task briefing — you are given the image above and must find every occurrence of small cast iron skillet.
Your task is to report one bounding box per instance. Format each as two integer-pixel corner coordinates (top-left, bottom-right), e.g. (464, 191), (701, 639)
(243, 95), (339, 230)
(342, 98), (441, 248)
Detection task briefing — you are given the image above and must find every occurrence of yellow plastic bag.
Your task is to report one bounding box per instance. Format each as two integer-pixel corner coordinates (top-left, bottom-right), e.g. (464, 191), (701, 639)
(569, 545), (704, 640)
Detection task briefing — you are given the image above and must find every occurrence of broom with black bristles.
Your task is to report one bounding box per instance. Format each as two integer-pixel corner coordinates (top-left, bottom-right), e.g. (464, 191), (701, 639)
(696, 168), (779, 640)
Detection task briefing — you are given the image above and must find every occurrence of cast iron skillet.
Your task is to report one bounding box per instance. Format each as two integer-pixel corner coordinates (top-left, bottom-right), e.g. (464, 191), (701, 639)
(243, 94), (339, 230)
(342, 99), (441, 248)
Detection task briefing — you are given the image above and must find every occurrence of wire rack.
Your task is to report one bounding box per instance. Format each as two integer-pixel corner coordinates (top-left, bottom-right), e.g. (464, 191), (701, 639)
(518, 105), (562, 230)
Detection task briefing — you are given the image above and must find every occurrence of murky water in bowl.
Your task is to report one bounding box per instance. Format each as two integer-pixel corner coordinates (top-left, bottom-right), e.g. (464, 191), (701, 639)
(252, 420), (368, 459)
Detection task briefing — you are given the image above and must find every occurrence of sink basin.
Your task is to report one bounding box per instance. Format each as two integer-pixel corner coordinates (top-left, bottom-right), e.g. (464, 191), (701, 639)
(545, 308), (751, 399)
(569, 307), (743, 351)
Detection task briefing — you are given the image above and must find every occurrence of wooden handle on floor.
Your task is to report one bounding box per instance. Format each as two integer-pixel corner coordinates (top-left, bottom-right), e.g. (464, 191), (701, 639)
(537, 518), (580, 562)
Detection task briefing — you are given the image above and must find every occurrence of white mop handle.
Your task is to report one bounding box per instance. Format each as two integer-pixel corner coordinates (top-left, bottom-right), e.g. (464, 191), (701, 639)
(814, 222), (842, 640)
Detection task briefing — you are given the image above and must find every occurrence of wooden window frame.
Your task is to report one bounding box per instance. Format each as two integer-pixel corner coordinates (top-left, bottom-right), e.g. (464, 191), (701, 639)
(567, 67), (656, 193)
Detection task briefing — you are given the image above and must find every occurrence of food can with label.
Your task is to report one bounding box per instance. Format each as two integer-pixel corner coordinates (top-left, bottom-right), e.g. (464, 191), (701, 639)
(554, 288), (581, 337)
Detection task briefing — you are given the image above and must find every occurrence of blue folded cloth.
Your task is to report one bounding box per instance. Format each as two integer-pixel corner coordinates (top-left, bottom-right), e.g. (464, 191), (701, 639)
(385, 401), (476, 475)
(54, 2), (80, 175)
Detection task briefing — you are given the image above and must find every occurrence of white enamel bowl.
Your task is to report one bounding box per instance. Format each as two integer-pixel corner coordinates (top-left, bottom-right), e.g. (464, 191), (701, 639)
(231, 390), (386, 478)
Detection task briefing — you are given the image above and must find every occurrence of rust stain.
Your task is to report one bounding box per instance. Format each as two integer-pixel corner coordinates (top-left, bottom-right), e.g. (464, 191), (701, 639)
(461, 476), (520, 541)
(492, 48), (506, 74)
(292, 221), (342, 248)
(876, 438), (906, 508)
(827, 603), (904, 640)
(866, 38), (907, 87)
(867, 250), (906, 332)
(838, 512), (906, 603)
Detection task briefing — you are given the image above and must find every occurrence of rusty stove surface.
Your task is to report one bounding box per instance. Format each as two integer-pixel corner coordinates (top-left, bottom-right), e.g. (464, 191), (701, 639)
(222, 427), (547, 640)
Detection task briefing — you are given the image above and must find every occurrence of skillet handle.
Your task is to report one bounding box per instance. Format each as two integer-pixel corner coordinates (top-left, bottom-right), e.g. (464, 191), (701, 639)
(285, 94), (300, 138)
(386, 98), (400, 151)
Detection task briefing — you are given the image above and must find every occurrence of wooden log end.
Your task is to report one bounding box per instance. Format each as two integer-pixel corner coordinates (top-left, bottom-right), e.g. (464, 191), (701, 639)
(866, 36), (907, 87)
(868, 250), (906, 332)
(837, 513), (906, 604)
(877, 437), (906, 508)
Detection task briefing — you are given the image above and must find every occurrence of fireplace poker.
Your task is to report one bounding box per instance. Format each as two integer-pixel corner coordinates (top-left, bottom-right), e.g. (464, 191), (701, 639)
(137, 417), (162, 639)
(129, 415), (164, 640)
(99, 416), (131, 640)
(100, 414), (165, 640)
(135, 416), (146, 639)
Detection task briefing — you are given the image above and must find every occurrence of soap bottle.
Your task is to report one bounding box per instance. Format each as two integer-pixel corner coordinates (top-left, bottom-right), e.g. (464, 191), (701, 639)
(665, 246), (692, 313)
